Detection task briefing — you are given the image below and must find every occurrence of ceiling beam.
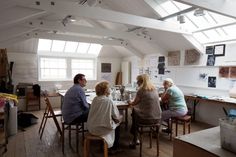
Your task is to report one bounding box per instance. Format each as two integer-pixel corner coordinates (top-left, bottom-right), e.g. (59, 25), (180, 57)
(26, 31), (144, 57)
(0, 26), (36, 42)
(23, 20), (155, 42)
(25, 31), (129, 46)
(0, 35), (31, 48)
(0, 7), (46, 29)
(123, 43), (144, 59)
(15, 0), (191, 34)
(175, 0), (236, 18)
(159, 7), (196, 21)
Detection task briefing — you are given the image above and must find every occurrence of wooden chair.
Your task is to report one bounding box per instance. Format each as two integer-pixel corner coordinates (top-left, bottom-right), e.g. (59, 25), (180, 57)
(83, 133), (108, 157)
(137, 120), (161, 157)
(38, 97), (62, 139)
(62, 120), (86, 154)
(170, 115), (191, 140)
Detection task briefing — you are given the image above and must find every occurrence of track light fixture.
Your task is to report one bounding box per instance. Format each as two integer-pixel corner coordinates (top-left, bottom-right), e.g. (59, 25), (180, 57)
(62, 15), (76, 26)
(177, 15), (185, 24)
(194, 8), (205, 16)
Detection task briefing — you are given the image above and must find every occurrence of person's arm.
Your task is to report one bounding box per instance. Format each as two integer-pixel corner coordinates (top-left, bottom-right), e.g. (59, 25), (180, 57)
(78, 88), (89, 109)
(111, 100), (122, 124)
(127, 90), (141, 107)
(161, 90), (170, 104)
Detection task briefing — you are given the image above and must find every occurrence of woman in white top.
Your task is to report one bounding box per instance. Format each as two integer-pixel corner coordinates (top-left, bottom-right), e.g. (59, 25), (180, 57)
(87, 81), (121, 150)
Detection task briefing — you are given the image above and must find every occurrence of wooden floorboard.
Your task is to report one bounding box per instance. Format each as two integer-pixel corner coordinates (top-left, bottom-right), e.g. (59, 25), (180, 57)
(2, 110), (212, 157)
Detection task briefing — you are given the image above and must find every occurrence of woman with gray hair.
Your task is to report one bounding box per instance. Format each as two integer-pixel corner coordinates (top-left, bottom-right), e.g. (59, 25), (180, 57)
(161, 78), (188, 133)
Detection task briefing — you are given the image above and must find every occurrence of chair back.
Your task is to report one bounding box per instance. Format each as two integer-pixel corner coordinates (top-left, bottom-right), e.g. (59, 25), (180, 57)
(44, 97), (56, 116)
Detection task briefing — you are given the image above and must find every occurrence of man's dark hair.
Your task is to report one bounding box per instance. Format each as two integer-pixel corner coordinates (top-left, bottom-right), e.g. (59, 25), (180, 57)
(73, 73), (85, 84)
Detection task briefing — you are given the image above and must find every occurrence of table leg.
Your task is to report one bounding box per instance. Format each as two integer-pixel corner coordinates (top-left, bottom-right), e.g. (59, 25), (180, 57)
(125, 108), (128, 130)
(192, 100), (199, 122)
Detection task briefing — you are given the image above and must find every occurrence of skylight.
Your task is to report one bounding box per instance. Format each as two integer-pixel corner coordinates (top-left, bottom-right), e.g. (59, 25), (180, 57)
(148, 0), (236, 45)
(37, 39), (103, 56)
(38, 39), (52, 51)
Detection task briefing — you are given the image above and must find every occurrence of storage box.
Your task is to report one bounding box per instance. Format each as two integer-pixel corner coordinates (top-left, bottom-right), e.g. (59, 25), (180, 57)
(220, 118), (236, 153)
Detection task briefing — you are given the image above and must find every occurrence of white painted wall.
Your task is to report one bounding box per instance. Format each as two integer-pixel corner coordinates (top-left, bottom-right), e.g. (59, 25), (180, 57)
(124, 42), (236, 126)
(7, 47), (122, 110)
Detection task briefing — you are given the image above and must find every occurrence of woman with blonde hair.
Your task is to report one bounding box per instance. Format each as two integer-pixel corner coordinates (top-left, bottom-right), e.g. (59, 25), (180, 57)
(128, 74), (162, 148)
(87, 81), (122, 153)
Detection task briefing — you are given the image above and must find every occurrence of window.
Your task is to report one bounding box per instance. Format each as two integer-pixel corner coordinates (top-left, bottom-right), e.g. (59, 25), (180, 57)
(71, 59), (95, 80)
(64, 41), (78, 53)
(51, 40), (65, 52)
(37, 39), (101, 80)
(37, 39), (52, 51)
(40, 58), (67, 80)
(147, 0), (236, 44)
(77, 42), (90, 54)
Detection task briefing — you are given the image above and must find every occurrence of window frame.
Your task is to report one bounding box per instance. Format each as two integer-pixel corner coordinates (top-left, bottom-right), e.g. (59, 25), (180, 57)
(38, 56), (97, 81)
(37, 38), (100, 81)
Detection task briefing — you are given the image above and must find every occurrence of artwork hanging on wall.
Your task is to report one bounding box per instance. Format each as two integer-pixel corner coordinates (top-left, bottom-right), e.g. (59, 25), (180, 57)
(184, 49), (200, 65)
(230, 67), (236, 78)
(206, 46), (214, 54)
(208, 76), (216, 88)
(158, 56), (165, 62)
(101, 63), (111, 73)
(219, 67), (229, 78)
(214, 44), (225, 56)
(168, 51), (180, 66)
(206, 55), (215, 66)
(158, 68), (165, 75)
(199, 73), (208, 81)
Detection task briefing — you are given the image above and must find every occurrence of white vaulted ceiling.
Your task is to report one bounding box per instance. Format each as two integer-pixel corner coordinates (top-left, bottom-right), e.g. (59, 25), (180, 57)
(0, 0), (235, 58)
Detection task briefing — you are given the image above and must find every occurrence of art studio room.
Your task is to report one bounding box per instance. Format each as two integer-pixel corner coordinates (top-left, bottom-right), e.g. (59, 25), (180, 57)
(0, 0), (236, 157)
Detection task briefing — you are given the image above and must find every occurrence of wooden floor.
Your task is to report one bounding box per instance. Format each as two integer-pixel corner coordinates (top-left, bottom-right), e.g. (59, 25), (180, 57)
(3, 110), (212, 157)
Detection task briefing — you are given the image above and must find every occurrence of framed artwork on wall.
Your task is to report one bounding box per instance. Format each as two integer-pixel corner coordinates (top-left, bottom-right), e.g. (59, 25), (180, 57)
(101, 63), (111, 73)
(214, 44), (225, 56)
(206, 55), (215, 66)
(206, 46), (214, 54)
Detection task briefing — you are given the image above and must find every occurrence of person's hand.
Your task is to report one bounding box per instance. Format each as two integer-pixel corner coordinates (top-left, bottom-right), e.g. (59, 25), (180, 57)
(127, 100), (132, 107)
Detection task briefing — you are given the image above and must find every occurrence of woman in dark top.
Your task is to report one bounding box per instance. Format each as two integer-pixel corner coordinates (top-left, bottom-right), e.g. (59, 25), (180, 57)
(128, 74), (162, 148)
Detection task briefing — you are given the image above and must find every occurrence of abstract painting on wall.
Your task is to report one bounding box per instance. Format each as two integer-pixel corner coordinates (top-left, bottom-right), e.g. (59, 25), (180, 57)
(168, 51), (180, 66)
(219, 67), (229, 78)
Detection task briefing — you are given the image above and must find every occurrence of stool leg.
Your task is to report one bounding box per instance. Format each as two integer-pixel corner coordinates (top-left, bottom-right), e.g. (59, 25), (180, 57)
(175, 120), (178, 137)
(62, 123), (65, 154)
(76, 124), (79, 153)
(140, 127), (143, 157)
(69, 125), (72, 148)
(170, 119), (172, 140)
(82, 122), (85, 142)
(83, 139), (88, 157)
(149, 129), (152, 148)
(104, 141), (108, 157)
(188, 121), (191, 134)
(156, 126), (159, 157)
(183, 122), (186, 135)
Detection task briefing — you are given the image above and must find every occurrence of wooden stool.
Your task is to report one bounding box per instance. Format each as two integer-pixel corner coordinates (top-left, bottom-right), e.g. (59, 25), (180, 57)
(170, 115), (191, 140)
(84, 133), (108, 157)
(137, 122), (160, 157)
(62, 120), (85, 154)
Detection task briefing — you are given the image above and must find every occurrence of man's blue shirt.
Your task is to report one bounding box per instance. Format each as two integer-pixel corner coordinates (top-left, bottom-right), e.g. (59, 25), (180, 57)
(62, 84), (89, 123)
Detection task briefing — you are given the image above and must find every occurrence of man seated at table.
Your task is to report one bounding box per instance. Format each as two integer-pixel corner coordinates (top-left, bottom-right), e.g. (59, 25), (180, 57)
(62, 73), (89, 124)
(87, 81), (122, 154)
(161, 78), (188, 133)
